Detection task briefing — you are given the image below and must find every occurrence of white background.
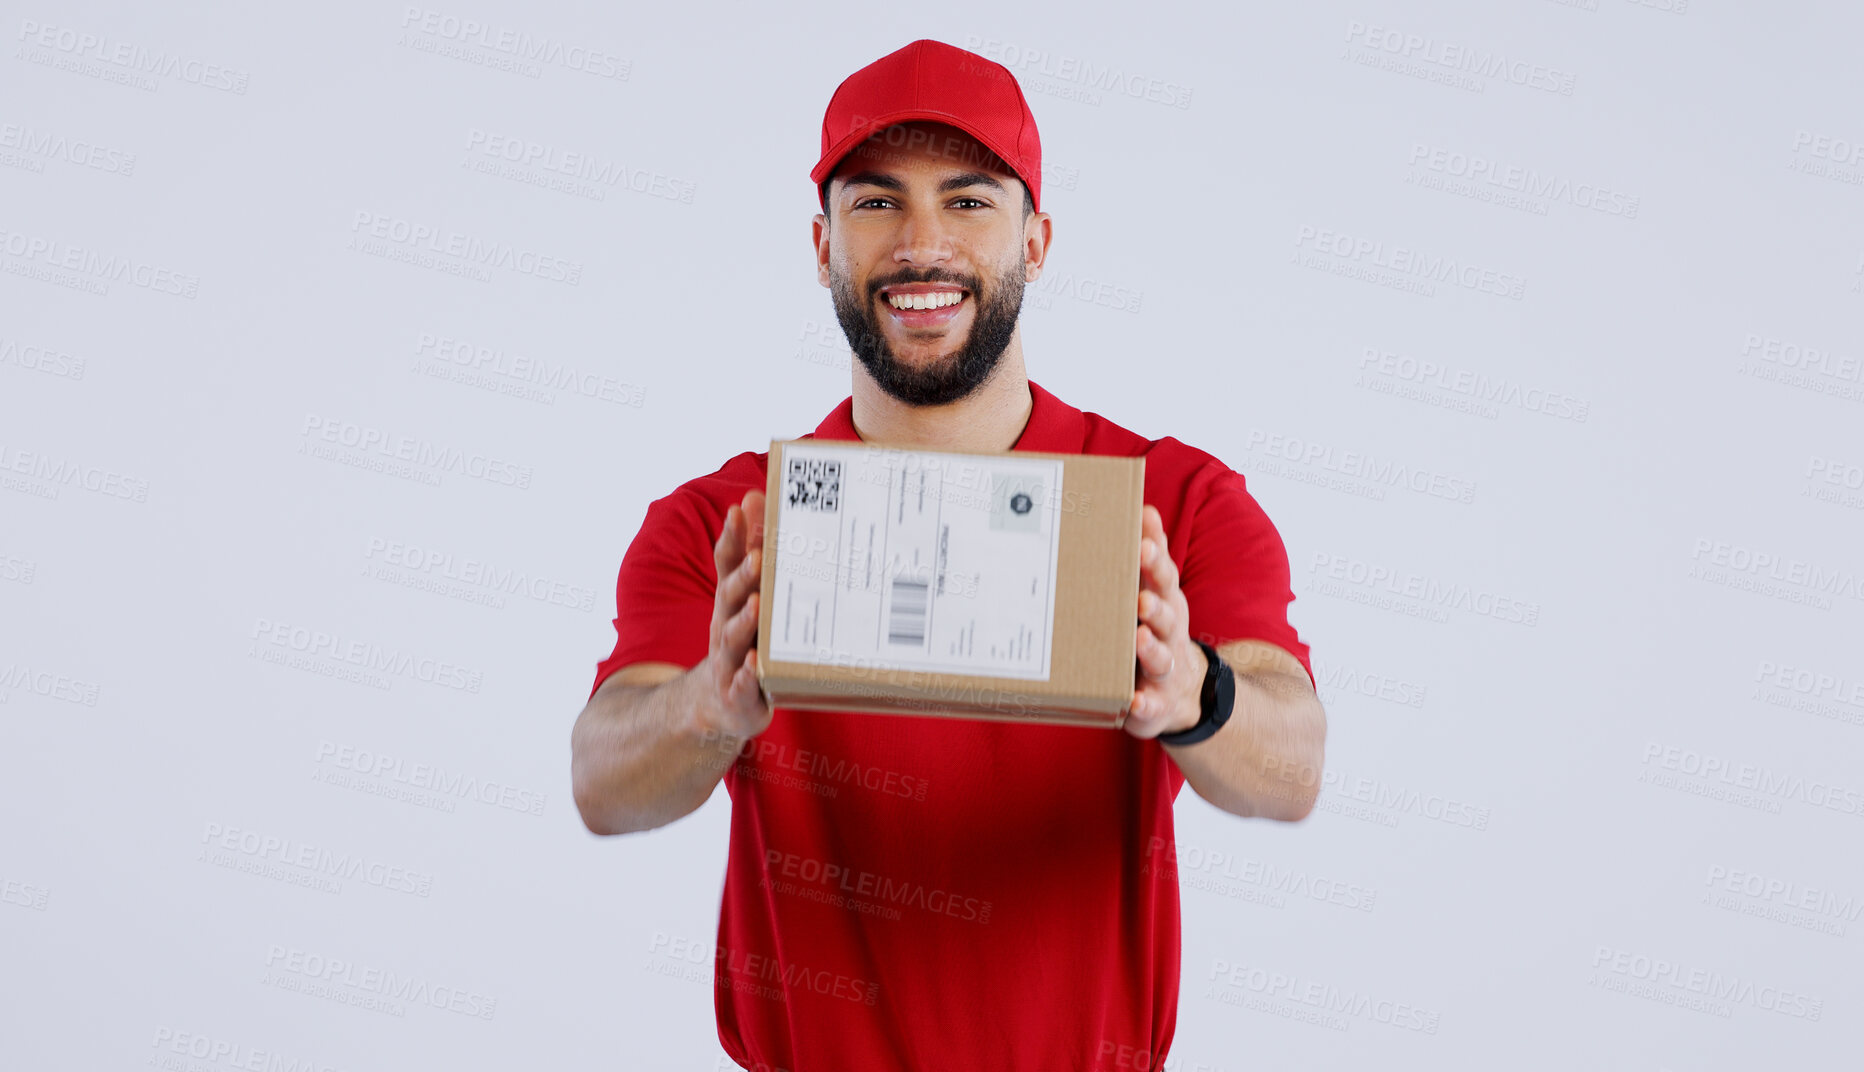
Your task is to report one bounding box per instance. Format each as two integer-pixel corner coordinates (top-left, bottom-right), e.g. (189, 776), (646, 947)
(2, 2), (1860, 1069)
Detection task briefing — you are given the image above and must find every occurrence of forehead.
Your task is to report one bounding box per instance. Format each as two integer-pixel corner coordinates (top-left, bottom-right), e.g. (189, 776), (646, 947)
(830, 120), (1018, 186)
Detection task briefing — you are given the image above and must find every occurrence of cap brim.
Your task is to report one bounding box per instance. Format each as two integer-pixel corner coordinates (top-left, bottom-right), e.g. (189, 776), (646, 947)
(811, 108), (1033, 208)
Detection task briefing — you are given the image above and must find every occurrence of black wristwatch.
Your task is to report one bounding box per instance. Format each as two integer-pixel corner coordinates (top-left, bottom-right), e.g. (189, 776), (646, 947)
(1157, 640), (1234, 746)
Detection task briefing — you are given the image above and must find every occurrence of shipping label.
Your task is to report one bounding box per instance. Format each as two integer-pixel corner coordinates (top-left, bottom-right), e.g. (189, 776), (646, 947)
(769, 442), (1064, 680)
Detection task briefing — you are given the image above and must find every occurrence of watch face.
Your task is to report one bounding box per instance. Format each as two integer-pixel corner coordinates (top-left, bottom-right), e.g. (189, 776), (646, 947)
(1211, 657), (1235, 721)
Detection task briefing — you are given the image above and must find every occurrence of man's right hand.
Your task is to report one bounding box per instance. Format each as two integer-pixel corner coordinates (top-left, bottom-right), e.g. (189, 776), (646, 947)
(702, 489), (772, 742)
(570, 486), (774, 835)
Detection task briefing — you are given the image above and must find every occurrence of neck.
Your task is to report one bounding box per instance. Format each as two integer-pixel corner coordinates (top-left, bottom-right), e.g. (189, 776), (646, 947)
(848, 335), (1032, 452)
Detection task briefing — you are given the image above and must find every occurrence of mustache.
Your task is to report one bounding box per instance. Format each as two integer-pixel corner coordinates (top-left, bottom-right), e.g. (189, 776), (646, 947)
(867, 268), (979, 297)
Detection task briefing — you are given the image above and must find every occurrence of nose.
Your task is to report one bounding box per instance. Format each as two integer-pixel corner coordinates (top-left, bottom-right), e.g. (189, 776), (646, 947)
(893, 205), (954, 267)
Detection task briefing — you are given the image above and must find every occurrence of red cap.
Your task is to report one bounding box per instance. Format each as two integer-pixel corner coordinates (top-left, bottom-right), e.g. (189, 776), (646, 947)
(812, 39), (1042, 212)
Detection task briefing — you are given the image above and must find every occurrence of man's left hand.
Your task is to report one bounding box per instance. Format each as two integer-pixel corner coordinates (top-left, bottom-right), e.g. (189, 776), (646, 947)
(1123, 505), (1206, 740)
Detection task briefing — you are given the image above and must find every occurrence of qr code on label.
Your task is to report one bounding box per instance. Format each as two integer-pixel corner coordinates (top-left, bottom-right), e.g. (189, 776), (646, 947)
(787, 457), (841, 512)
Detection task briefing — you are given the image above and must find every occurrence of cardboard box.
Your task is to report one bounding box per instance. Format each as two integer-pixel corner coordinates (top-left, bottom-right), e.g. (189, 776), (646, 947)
(757, 438), (1144, 728)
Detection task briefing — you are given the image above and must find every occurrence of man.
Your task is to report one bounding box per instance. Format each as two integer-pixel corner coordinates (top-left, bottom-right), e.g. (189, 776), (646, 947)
(571, 39), (1327, 1072)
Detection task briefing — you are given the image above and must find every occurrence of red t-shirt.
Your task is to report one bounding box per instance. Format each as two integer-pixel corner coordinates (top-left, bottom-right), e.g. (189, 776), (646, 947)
(592, 382), (1312, 1071)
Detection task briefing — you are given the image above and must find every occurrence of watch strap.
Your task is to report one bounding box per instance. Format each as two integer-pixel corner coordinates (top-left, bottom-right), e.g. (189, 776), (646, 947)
(1157, 639), (1233, 746)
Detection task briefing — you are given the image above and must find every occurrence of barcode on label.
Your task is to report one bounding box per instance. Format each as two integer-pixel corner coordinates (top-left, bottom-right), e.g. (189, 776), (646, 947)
(787, 457), (841, 513)
(887, 578), (929, 647)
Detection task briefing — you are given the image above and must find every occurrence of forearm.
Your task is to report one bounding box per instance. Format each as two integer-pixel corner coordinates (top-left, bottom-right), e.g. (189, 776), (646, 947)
(1164, 664), (1327, 821)
(570, 669), (742, 836)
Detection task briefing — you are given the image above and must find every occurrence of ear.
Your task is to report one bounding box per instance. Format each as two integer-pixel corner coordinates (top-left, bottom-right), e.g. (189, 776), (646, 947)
(1022, 208), (1053, 285)
(813, 212), (831, 289)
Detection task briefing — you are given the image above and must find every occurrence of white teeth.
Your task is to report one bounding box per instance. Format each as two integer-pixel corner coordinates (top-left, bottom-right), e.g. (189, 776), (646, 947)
(888, 291), (963, 310)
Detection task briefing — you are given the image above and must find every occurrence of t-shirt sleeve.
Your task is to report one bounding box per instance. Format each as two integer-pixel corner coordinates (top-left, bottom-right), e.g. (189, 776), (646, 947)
(589, 490), (720, 698)
(1176, 462), (1314, 689)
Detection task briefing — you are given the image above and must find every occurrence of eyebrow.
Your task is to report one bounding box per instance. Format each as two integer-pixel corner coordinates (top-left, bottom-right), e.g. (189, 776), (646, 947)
(839, 171), (1008, 196)
(938, 171), (1007, 194)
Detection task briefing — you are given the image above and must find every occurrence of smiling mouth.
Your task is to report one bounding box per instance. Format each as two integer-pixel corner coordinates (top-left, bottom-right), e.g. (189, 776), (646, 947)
(880, 286), (969, 311)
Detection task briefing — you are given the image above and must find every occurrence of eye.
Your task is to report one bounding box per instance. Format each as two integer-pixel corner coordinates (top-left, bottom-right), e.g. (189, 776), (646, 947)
(854, 196), (896, 210)
(951, 197), (989, 209)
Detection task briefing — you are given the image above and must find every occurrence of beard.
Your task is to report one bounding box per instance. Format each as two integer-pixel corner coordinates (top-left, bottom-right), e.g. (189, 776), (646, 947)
(830, 258), (1025, 407)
